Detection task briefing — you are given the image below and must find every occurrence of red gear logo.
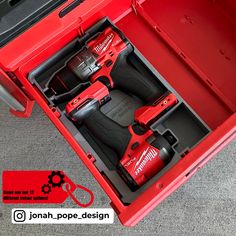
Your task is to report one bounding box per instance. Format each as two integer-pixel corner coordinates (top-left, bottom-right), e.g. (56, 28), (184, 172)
(48, 171), (65, 188)
(41, 184), (52, 194)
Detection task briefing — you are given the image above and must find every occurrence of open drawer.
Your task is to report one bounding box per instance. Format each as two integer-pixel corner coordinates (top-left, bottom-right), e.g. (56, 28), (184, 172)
(0, 0), (235, 226)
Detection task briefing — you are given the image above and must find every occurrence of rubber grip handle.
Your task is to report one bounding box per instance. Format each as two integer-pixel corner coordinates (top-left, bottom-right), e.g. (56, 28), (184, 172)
(111, 50), (162, 103)
(84, 109), (131, 158)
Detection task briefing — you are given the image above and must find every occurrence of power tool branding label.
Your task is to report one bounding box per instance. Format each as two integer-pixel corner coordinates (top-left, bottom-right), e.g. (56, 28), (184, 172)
(134, 147), (158, 175)
(93, 33), (114, 54)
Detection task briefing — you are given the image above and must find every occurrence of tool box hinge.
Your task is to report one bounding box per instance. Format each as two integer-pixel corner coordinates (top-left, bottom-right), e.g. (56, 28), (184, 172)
(77, 25), (85, 37)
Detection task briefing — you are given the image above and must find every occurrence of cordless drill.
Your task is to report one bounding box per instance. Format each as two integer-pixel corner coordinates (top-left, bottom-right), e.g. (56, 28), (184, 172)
(66, 81), (177, 189)
(46, 27), (163, 104)
(67, 27), (163, 103)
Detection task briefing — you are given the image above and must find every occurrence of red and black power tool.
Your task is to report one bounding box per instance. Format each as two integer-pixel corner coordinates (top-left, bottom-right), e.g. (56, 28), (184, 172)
(67, 27), (162, 103)
(66, 81), (178, 189)
(47, 27), (163, 104)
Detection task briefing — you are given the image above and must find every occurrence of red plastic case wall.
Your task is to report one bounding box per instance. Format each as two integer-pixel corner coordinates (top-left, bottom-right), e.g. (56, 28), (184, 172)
(0, 0), (235, 226)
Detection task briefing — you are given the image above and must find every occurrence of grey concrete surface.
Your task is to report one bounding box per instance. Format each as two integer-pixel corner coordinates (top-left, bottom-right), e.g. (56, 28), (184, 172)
(0, 102), (235, 235)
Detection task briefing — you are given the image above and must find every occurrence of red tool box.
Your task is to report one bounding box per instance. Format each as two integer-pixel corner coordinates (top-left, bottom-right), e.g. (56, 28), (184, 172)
(0, 0), (235, 226)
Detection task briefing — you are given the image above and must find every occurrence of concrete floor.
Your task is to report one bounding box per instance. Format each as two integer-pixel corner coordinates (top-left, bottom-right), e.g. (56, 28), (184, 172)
(0, 103), (235, 235)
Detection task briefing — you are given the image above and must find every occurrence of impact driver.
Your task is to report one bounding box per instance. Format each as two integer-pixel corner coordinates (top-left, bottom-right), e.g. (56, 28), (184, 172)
(66, 81), (178, 190)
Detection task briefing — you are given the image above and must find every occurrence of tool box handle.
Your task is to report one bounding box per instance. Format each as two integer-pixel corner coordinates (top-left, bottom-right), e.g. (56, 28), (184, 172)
(0, 85), (25, 112)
